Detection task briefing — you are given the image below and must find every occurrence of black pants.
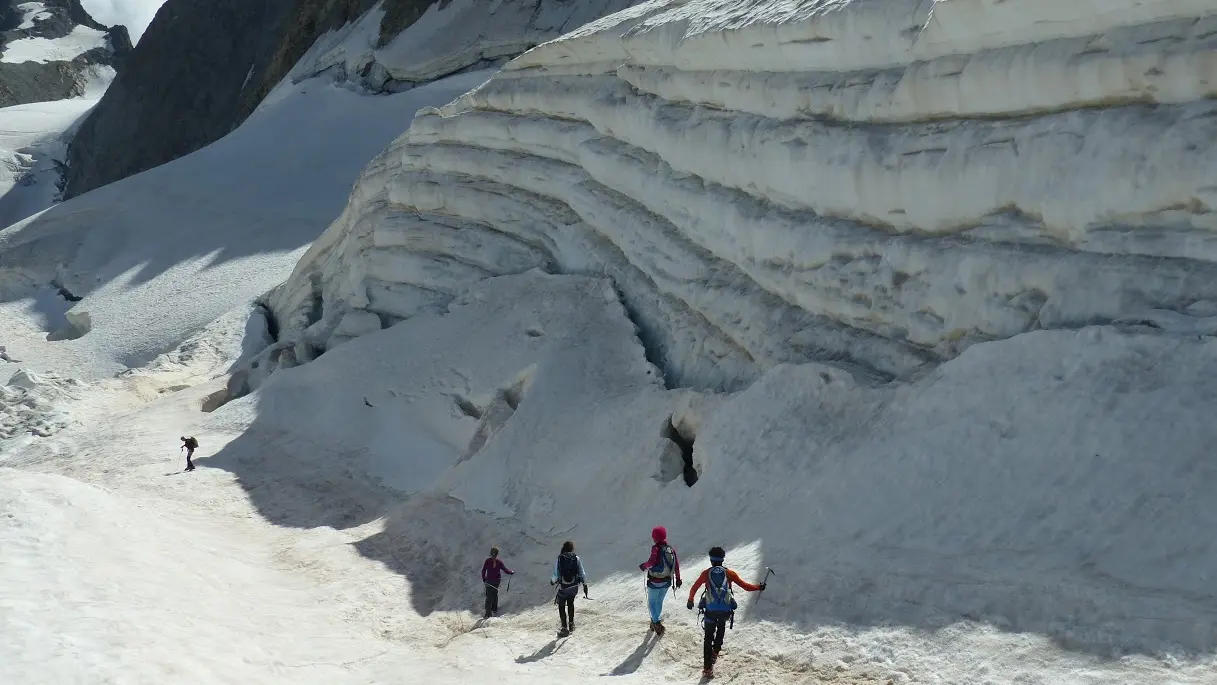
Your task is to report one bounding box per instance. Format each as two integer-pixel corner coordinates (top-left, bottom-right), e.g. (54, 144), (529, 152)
(484, 584), (499, 617)
(184, 449), (195, 471)
(556, 590), (576, 629)
(702, 611), (730, 669)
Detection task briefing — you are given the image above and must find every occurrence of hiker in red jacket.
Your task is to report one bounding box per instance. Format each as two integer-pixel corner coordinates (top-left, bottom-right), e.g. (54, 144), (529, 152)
(686, 546), (766, 679)
(639, 525), (681, 634)
(481, 546), (514, 618)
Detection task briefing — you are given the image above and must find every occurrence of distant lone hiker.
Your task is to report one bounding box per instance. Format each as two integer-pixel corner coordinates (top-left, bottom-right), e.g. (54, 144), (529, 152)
(686, 546), (765, 680)
(180, 436), (198, 472)
(550, 540), (588, 637)
(481, 546), (514, 618)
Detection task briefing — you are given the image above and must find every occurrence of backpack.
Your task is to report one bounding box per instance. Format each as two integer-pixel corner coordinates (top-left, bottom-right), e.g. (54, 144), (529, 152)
(183, 437), (199, 450)
(557, 552), (581, 587)
(648, 544), (676, 581)
(699, 566), (738, 613)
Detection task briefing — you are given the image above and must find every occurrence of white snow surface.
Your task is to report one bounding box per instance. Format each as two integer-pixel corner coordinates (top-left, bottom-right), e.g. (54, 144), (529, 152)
(0, 69), (494, 378)
(0, 95), (100, 230)
(4, 269), (1217, 684)
(1, 24), (109, 63)
(15, 2), (51, 30)
(269, 0), (1217, 392)
(3, 2), (1217, 684)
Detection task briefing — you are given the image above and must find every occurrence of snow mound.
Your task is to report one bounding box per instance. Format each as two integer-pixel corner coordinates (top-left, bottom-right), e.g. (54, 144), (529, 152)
(206, 270), (1217, 678)
(0, 367), (82, 440)
(267, 0), (1217, 391)
(0, 69), (494, 378)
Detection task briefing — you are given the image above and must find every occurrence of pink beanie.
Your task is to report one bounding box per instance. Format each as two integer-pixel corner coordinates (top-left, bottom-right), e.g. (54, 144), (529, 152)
(652, 526), (667, 543)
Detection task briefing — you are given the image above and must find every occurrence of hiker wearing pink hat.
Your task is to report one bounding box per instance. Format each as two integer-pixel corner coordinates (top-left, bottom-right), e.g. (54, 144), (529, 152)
(638, 525), (682, 634)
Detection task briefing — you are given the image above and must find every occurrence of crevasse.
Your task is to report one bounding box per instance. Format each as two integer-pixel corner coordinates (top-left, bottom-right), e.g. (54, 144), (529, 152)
(267, 0), (1217, 392)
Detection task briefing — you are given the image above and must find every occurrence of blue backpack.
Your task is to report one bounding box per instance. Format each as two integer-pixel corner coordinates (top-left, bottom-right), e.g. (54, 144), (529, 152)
(648, 544), (676, 582)
(699, 566), (738, 613)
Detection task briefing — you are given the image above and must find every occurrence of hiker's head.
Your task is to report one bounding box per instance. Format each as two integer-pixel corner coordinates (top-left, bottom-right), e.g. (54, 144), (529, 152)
(561, 540), (575, 554)
(708, 546), (726, 566)
(490, 546), (499, 558)
(180, 436), (186, 442)
(651, 526), (667, 543)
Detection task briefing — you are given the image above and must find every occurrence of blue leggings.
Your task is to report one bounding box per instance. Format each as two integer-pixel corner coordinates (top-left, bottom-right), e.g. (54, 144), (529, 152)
(647, 584), (670, 623)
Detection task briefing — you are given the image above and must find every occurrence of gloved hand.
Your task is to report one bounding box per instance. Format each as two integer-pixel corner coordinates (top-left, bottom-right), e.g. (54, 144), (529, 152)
(687, 600), (694, 611)
(675, 578), (683, 589)
(549, 580), (555, 586)
(582, 584), (589, 597)
(758, 582), (767, 591)
(639, 563), (646, 572)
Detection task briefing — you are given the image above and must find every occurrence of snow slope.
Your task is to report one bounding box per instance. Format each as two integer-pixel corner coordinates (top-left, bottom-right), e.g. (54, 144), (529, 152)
(0, 97), (95, 228)
(1, 23), (108, 63)
(0, 69), (495, 379)
(267, 0), (1217, 392)
(3, 1), (1217, 684)
(7, 269), (1217, 684)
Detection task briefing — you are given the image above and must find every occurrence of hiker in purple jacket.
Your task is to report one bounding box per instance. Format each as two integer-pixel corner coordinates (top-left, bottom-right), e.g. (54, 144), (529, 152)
(481, 546), (514, 618)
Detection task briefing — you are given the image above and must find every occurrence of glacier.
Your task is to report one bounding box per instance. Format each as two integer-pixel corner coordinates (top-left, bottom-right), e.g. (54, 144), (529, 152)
(267, 0), (1217, 392)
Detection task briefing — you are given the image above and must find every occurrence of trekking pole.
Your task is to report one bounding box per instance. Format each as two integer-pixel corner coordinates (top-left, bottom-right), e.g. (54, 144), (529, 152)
(506, 576), (511, 593)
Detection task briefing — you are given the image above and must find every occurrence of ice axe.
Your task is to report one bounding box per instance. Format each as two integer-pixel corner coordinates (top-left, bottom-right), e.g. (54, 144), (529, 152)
(754, 566), (776, 606)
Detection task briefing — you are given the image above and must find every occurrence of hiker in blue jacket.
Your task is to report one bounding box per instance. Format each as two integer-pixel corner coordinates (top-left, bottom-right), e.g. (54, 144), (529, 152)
(639, 525), (681, 635)
(549, 540), (588, 636)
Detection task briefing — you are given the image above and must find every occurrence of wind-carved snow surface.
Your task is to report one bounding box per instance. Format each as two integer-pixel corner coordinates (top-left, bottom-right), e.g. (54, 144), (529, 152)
(269, 0), (1217, 392)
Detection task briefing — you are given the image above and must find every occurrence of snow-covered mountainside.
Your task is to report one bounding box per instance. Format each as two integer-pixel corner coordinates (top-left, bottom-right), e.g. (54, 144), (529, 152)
(61, 0), (637, 200)
(0, 1), (129, 229)
(0, 0), (129, 106)
(6, 1), (1217, 684)
(267, 0), (1217, 392)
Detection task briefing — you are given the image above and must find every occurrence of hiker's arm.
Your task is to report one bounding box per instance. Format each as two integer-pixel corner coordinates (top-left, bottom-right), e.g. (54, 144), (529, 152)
(686, 569), (708, 604)
(674, 551), (682, 584)
(727, 569), (761, 592)
(550, 559), (559, 584)
(501, 560), (513, 575)
(639, 546), (659, 571)
(578, 557), (587, 582)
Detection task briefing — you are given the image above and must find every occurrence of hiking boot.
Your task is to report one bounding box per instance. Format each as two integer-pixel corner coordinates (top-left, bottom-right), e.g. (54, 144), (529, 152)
(702, 667), (714, 679)
(653, 621), (665, 636)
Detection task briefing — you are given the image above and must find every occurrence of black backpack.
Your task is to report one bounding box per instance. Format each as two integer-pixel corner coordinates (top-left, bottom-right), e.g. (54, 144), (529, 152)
(557, 552), (581, 587)
(183, 437), (199, 449)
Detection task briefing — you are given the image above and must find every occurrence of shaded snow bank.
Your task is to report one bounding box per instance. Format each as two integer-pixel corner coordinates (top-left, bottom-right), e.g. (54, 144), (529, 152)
(267, 0), (1217, 391)
(216, 271), (1217, 676)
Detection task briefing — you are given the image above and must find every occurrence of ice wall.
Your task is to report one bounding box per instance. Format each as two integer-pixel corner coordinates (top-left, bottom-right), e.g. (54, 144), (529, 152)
(269, 0), (1217, 391)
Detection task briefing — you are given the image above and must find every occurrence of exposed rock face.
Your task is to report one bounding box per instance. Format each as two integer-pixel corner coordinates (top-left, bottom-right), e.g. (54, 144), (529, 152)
(0, 0), (130, 108)
(62, 0), (637, 200)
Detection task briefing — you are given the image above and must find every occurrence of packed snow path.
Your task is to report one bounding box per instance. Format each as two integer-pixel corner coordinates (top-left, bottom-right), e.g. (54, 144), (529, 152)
(5, 271), (1217, 684)
(269, 0), (1217, 392)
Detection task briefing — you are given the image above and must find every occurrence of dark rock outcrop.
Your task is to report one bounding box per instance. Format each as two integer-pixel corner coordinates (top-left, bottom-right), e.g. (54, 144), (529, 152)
(62, 0), (386, 200)
(60, 0), (590, 200)
(0, 0), (130, 108)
